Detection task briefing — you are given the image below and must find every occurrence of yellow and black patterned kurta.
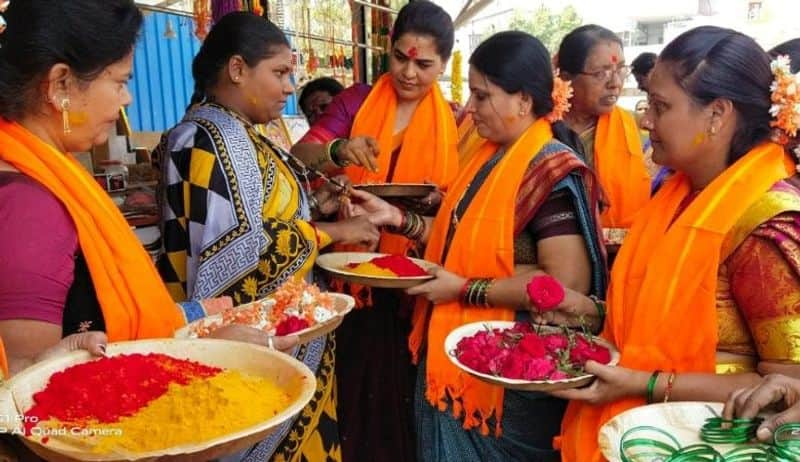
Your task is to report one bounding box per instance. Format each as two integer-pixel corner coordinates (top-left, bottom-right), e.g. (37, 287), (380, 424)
(155, 103), (340, 462)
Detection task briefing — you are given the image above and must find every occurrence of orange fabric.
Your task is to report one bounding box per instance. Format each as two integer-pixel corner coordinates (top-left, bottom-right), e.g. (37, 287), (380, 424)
(0, 121), (185, 342)
(410, 119), (554, 435)
(560, 142), (795, 461)
(594, 106), (651, 228)
(0, 338), (7, 380)
(456, 113), (484, 167)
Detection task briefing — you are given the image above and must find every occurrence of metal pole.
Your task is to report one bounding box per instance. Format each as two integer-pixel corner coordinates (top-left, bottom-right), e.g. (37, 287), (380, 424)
(351, 0), (398, 15)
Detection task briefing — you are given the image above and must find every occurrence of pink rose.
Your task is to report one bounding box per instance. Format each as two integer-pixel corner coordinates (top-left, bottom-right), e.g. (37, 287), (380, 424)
(569, 336), (612, 365)
(522, 357), (556, 380)
(501, 351), (529, 379)
(518, 334), (546, 358)
(525, 275), (565, 312)
(549, 370), (571, 380)
(275, 315), (310, 335)
(543, 334), (569, 353)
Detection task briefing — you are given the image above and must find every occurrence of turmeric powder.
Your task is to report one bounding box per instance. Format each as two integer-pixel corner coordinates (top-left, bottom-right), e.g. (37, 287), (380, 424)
(83, 370), (293, 453)
(344, 262), (397, 277)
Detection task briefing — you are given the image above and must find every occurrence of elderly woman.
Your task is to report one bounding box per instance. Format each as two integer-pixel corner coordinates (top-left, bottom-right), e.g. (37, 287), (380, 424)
(557, 25), (652, 240)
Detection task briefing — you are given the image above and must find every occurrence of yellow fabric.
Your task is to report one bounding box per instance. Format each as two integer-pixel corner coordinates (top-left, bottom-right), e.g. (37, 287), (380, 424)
(559, 142), (795, 461)
(593, 106), (652, 229)
(411, 119), (554, 435)
(0, 121), (185, 341)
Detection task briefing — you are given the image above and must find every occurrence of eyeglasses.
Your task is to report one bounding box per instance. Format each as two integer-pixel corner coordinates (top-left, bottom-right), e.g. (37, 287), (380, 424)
(578, 65), (632, 82)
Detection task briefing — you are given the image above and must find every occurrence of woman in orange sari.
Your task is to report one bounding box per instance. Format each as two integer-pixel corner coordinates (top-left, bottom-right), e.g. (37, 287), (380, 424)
(535, 26), (800, 461)
(291, 3), (458, 460)
(557, 25), (651, 246)
(348, 31), (606, 461)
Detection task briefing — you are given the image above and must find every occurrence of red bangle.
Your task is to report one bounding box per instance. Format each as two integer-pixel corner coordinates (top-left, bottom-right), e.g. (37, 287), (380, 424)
(309, 222), (322, 249)
(663, 371), (677, 403)
(459, 279), (472, 304)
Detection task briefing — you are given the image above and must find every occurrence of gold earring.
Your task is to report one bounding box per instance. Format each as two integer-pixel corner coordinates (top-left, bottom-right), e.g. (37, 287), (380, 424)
(60, 98), (71, 134)
(709, 125), (717, 136)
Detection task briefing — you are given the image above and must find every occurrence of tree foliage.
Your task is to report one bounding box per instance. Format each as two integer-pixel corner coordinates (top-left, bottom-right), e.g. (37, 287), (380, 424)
(508, 5), (583, 54)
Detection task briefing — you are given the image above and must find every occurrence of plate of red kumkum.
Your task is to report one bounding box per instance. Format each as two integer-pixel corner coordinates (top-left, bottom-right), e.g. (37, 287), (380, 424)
(445, 321), (620, 392)
(316, 252), (436, 289)
(0, 339), (316, 462)
(173, 279), (355, 345)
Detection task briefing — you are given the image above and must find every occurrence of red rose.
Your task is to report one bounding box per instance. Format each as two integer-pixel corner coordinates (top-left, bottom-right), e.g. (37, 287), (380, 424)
(543, 334), (569, 353)
(569, 336), (612, 365)
(518, 334), (546, 358)
(275, 315), (310, 335)
(501, 350), (528, 379)
(549, 370), (570, 380)
(522, 357), (556, 380)
(525, 275), (565, 312)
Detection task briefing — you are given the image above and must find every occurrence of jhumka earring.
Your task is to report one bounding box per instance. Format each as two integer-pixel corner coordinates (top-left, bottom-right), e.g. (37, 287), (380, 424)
(61, 98), (71, 134)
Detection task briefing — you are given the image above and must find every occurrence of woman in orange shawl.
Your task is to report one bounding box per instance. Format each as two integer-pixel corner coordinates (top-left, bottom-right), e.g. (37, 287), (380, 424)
(557, 25), (652, 246)
(0, 1), (289, 375)
(348, 32), (607, 461)
(536, 27), (800, 461)
(291, 3), (458, 460)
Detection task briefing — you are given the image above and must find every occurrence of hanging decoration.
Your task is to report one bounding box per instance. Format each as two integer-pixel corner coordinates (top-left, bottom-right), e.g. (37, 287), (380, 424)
(450, 50), (463, 105)
(211, 0), (242, 25)
(193, 0), (211, 40)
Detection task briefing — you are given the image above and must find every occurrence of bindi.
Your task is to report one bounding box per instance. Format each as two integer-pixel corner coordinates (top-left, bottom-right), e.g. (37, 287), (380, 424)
(407, 47), (418, 59)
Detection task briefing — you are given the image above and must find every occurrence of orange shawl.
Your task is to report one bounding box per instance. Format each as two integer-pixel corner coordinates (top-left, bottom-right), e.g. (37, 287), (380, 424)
(0, 121), (185, 341)
(347, 74), (459, 256)
(410, 119), (554, 435)
(559, 142), (795, 461)
(594, 106), (651, 228)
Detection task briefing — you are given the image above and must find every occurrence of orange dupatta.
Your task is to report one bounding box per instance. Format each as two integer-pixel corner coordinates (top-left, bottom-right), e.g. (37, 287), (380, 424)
(347, 74), (459, 255)
(410, 119), (554, 435)
(559, 142), (795, 461)
(594, 106), (651, 228)
(0, 121), (185, 341)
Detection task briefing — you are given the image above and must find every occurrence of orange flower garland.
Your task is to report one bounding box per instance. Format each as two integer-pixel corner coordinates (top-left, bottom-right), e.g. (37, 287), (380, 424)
(193, 0), (211, 40)
(545, 70), (573, 123)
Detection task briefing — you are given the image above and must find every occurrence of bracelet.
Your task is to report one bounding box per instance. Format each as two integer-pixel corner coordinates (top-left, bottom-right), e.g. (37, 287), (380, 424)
(589, 295), (606, 326)
(646, 370), (662, 404)
(328, 138), (349, 167)
(388, 210), (426, 241)
(307, 193), (320, 212)
(462, 278), (493, 307)
(663, 371), (677, 403)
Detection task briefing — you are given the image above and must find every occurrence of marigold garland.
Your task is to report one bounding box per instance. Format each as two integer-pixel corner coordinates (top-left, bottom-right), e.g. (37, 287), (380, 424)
(450, 50), (463, 105)
(545, 70), (572, 122)
(193, 0), (211, 41)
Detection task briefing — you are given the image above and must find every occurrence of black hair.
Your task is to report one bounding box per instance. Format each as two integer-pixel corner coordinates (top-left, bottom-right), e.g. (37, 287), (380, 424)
(769, 38), (800, 73)
(659, 26), (772, 165)
(298, 77), (344, 117)
(470, 31), (585, 157)
(631, 52), (657, 76)
(391, 0), (454, 61)
(557, 24), (622, 75)
(190, 12), (289, 107)
(0, 0), (142, 120)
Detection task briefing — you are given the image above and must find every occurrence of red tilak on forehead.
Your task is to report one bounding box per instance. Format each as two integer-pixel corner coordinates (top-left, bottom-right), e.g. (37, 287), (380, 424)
(407, 47), (418, 59)
(611, 55), (618, 64)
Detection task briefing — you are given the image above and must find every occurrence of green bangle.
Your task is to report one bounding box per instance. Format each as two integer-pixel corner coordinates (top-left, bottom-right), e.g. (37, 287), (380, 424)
(329, 138), (349, 167)
(646, 370), (661, 404)
(589, 295), (606, 325)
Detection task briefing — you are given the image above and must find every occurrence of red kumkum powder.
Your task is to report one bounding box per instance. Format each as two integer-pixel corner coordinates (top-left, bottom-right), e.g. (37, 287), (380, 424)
(24, 353), (221, 434)
(369, 255), (428, 277)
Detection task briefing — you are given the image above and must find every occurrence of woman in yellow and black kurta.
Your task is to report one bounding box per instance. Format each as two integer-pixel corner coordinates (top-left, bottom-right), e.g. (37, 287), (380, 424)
(155, 13), (379, 462)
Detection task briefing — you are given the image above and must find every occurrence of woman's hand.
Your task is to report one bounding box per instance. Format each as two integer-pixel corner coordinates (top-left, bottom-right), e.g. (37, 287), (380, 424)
(207, 325), (299, 354)
(36, 331), (108, 362)
(550, 361), (649, 405)
(337, 136), (380, 172)
(722, 373), (800, 441)
(397, 182), (444, 214)
(314, 175), (351, 216)
(331, 215), (382, 247)
(530, 287), (599, 329)
(343, 189), (403, 228)
(406, 267), (465, 304)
